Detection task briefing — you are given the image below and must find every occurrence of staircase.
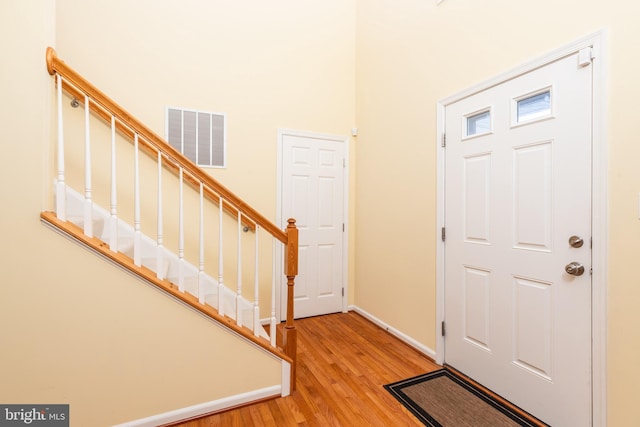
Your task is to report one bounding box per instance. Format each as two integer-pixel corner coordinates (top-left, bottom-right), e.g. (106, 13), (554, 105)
(41, 47), (299, 394)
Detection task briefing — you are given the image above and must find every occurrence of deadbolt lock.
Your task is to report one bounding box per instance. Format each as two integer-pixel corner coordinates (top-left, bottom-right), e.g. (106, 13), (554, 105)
(569, 235), (584, 248)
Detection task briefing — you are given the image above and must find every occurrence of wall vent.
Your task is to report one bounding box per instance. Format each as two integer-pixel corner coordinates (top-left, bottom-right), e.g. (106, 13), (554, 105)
(166, 107), (226, 168)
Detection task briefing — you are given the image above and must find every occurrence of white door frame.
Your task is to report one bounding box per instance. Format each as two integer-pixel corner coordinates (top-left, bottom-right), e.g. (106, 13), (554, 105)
(275, 128), (350, 321)
(435, 30), (608, 427)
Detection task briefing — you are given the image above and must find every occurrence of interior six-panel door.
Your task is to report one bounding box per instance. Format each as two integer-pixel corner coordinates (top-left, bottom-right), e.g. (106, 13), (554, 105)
(444, 51), (593, 426)
(281, 132), (345, 319)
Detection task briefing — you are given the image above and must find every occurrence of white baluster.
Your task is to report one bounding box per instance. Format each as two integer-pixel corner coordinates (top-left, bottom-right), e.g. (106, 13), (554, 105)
(218, 197), (225, 316)
(133, 134), (141, 267)
(178, 167), (185, 291)
(198, 182), (205, 304)
(253, 225), (260, 336)
(109, 115), (118, 251)
(156, 152), (164, 280)
(55, 74), (66, 221)
(270, 237), (277, 347)
(83, 94), (93, 237)
(236, 211), (243, 327)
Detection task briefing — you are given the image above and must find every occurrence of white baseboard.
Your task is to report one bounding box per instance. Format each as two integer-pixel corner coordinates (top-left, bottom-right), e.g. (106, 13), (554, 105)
(113, 385), (281, 427)
(348, 305), (436, 361)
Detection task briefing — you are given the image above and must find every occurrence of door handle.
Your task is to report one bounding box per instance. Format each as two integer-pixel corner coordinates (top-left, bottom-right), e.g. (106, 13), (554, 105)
(565, 262), (585, 276)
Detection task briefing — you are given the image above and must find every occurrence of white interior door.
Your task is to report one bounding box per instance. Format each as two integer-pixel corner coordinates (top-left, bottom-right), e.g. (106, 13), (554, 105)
(444, 50), (593, 426)
(280, 130), (346, 319)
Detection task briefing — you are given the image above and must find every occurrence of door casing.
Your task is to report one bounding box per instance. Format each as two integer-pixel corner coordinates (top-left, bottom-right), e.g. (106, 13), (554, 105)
(435, 30), (608, 427)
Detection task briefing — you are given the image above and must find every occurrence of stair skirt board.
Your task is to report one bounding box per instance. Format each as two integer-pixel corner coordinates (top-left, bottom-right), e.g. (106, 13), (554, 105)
(113, 384), (284, 427)
(57, 184), (269, 339)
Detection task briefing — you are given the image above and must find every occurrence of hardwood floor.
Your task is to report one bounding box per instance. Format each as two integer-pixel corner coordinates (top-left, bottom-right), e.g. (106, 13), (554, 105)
(173, 311), (441, 426)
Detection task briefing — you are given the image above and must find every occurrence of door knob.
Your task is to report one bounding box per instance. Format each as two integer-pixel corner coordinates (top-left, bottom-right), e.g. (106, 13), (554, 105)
(565, 262), (585, 276)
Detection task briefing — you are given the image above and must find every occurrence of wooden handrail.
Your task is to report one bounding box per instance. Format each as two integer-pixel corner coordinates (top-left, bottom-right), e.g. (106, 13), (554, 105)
(46, 47), (284, 242)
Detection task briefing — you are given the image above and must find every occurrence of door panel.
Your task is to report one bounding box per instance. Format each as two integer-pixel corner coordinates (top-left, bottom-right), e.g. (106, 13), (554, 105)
(444, 51), (592, 426)
(513, 276), (552, 380)
(513, 141), (552, 251)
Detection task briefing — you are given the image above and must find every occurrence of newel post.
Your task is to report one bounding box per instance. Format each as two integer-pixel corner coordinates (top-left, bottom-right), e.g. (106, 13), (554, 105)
(283, 218), (298, 390)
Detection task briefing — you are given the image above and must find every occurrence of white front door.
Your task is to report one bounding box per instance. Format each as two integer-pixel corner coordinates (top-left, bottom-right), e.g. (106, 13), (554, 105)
(444, 50), (593, 426)
(279, 130), (346, 319)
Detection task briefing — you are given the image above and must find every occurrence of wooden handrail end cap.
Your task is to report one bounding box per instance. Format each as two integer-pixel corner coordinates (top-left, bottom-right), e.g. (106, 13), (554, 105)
(46, 47), (56, 75)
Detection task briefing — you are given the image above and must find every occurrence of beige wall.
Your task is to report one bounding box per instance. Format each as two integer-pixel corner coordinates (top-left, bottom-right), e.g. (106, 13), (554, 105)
(5, 0), (640, 424)
(0, 0), (355, 425)
(54, 0), (357, 217)
(355, 0), (640, 425)
(55, 0), (359, 312)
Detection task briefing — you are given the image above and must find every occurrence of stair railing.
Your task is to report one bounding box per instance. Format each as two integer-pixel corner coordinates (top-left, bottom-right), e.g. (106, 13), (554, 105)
(44, 47), (298, 388)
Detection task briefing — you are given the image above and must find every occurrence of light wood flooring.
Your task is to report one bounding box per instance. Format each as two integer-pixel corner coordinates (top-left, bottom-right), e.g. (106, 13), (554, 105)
(172, 311), (441, 426)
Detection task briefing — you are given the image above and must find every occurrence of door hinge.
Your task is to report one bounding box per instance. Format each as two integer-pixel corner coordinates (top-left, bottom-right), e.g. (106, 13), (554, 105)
(343, 158), (346, 168)
(441, 227), (446, 242)
(342, 223), (345, 232)
(342, 288), (344, 297)
(578, 47), (594, 67)
(441, 321), (446, 337)
(441, 133), (446, 148)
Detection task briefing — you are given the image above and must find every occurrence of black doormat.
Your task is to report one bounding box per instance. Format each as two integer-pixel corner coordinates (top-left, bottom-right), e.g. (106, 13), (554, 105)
(384, 369), (547, 427)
